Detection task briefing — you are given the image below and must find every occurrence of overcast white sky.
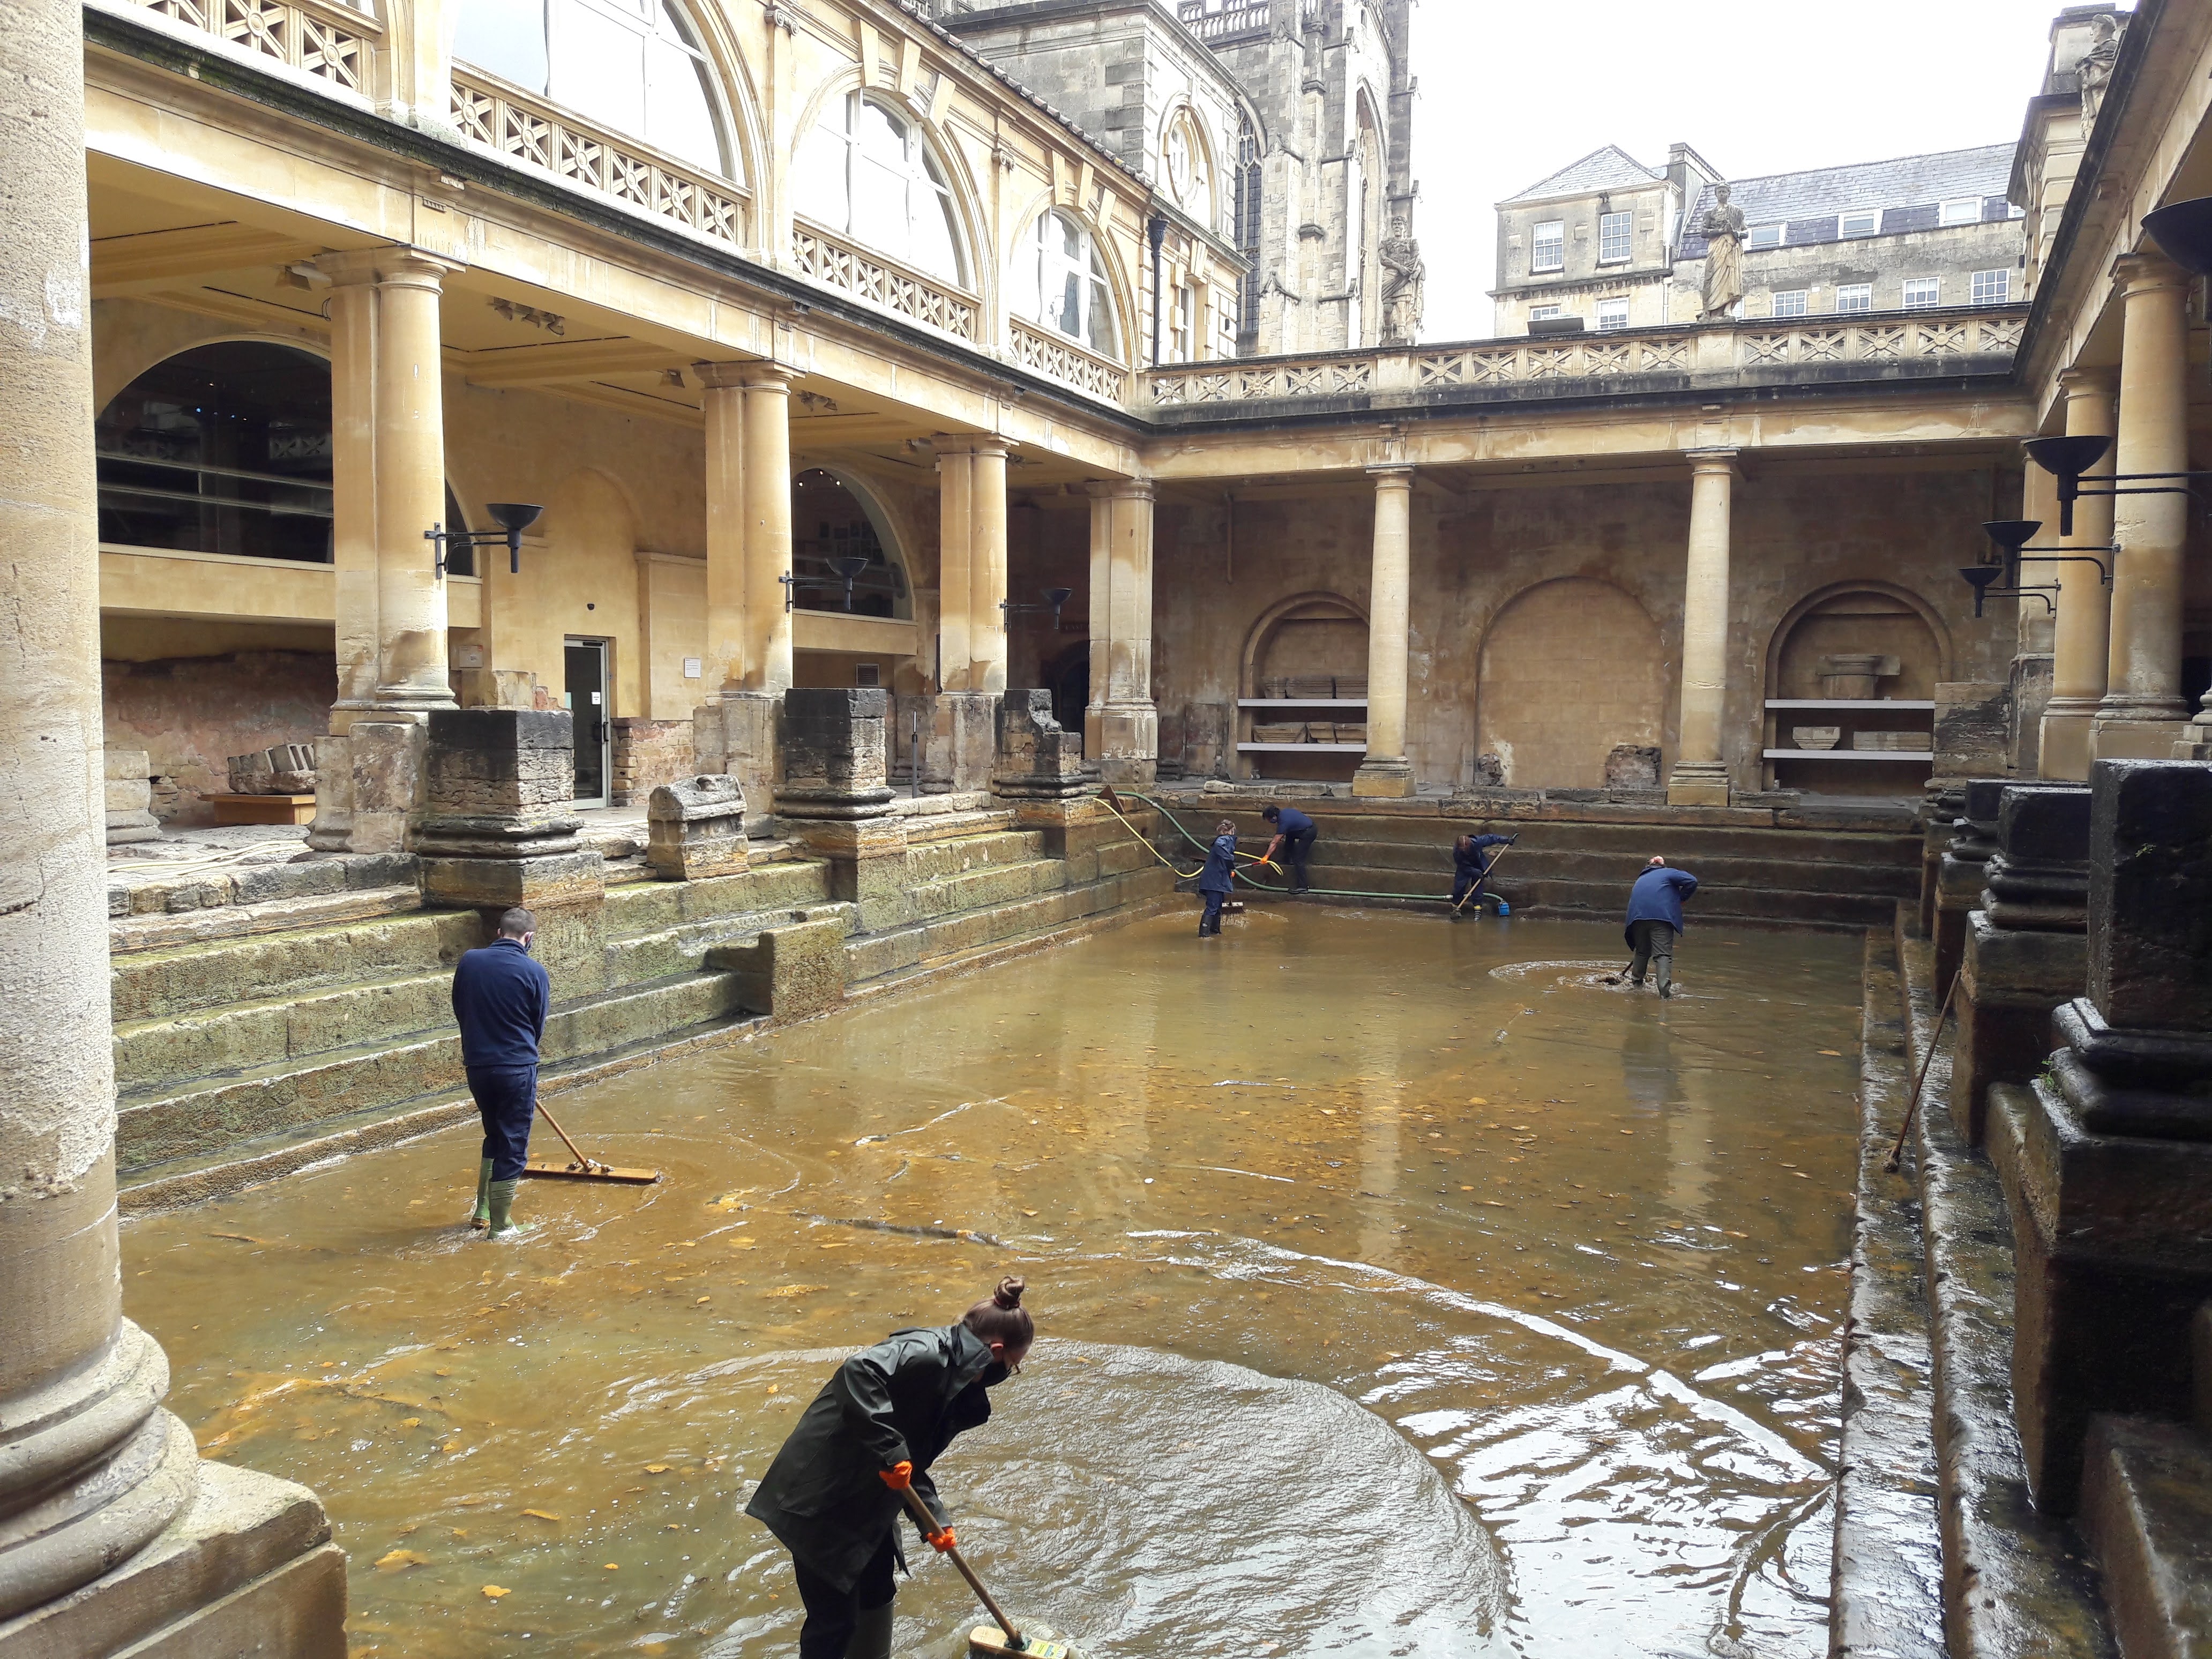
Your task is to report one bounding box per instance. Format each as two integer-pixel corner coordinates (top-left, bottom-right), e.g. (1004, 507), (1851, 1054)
(1408, 0), (2113, 341)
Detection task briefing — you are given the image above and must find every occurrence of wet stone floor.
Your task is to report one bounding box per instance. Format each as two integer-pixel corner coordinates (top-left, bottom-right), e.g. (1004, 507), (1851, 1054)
(125, 906), (1865, 1659)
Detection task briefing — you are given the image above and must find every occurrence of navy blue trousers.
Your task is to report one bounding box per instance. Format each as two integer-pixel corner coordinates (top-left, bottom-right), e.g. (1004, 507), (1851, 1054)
(467, 1065), (537, 1180)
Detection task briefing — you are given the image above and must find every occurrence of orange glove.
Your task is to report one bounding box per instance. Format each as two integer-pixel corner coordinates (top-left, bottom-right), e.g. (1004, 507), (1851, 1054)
(926, 1527), (956, 1554)
(878, 1462), (913, 1492)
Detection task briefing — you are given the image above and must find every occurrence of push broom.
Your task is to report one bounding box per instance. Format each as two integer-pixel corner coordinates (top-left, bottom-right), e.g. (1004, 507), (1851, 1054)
(520, 1097), (661, 1185)
(892, 1484), (1071, 1658)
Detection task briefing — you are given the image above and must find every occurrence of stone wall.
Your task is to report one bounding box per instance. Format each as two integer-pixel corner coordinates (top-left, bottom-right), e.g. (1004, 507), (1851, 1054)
(102, 648), (336, 824)
(610, 717), (693, 806)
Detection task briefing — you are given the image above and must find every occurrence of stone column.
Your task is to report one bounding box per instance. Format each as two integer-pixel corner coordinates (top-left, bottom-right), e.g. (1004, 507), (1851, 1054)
(1352, 465), (1415, 798)
(931, 444), (994, 790)
(936, 445), (974, 694)
(2040, 366), (2117, 779)
(2009, 455), (2057, 774)
(777, 689), (909, 932)
(371, 250), (457, 711)
(968, 439), (1010, 695)
(1667, 450), (1738, 807)
(0, 3), (342, 1645)
(2091, 255), (2193, 759)
(1952, 783), (2089, 1145)
(692, 363), (793, 817)
(1085, 480), (1160, 788)
(305, 263), (381, 851)
(1986, 760), (2212, 1513)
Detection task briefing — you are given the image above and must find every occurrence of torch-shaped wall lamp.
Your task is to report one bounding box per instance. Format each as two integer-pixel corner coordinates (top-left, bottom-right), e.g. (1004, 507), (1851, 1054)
(1979, 519), (2112, 584)
(999, 586), (1075, 631)
(425, 502), (543, 578)
(1957, 519), (2057, 620)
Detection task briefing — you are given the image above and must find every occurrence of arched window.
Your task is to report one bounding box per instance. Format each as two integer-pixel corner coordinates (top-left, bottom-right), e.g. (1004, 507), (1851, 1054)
(790, 469), (910, 619)
(1234, 115), (1262, 349)
(96, 342), (335, 565)
(1161, 106), (1215, 227)
(793, 93), (965, 285)
(1016, 211), (1120, 358)
(453, 0), (730, 178)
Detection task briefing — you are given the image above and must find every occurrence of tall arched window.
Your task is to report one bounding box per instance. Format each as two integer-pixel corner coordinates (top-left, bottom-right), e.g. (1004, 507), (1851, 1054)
(1234, 115), (1262, 350)
(453, 0), (730, 178)
(1015, 211), (1120, 358)
(793, 93), (965, 285)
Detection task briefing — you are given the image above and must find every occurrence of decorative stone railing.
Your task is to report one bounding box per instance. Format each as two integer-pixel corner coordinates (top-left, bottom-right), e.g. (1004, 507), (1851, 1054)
(791, 225), (979, 342)
(1145, 305), (2030, 414)
(122, 0), (374, 95)
(450, 68), (746, 250)
(1176, 1), (1272, 45)
(1010, 320), (1132, 403)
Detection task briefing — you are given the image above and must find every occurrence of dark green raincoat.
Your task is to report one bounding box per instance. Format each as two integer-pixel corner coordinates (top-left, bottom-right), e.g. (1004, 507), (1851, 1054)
(744, 1323), (996, 1591)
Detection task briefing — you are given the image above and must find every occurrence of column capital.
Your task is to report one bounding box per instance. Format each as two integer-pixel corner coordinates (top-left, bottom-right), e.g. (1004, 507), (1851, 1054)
(933, 432), (1013, 459)
(692, 359), (757, 391)
(311, 244), (463, 288)
(2058, 362), (2120, 399)
(739, 362), (800, 393)
(1685, 447), (1740, 475)
(2111, 249), (2190, 296)
(1082, 478), (1156, 502)
(1365, 464), (1416, 486)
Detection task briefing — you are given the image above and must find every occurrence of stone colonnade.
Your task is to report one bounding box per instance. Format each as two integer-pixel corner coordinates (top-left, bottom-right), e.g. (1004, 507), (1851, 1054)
(2039, 367), (2118, 778)
(0, 1), (343, 1645)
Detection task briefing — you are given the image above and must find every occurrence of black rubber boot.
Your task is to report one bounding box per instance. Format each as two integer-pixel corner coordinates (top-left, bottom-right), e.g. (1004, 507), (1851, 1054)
(846, 1598), (894, 1659)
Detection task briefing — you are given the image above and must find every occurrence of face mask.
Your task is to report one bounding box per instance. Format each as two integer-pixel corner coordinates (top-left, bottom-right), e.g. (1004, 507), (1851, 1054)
(980, 1361), (1011, 1387)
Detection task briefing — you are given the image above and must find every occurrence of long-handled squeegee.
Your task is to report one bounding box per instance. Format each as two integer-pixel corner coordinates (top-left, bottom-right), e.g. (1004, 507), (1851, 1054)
(520, 1098), (661, 1185)
(893, 1485), (1072, 1659)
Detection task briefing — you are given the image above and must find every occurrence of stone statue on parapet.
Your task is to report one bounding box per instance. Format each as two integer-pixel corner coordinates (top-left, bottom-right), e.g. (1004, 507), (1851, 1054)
(1699, 183), (1746, 321)
(1378, 218), (1425, 345)
(2079, 13), (2124, 128)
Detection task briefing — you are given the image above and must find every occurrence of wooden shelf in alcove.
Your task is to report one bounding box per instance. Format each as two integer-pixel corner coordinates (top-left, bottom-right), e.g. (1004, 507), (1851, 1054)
(1763, 749), (1935, 762)
(1238, 698), (1370, 709)
(1765, 699), (1935, 711)
(1238, 742), (1367, 753)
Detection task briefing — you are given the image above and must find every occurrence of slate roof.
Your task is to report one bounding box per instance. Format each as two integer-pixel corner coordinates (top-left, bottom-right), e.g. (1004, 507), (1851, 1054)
(1503, 145), (1663, 205)
(1677, 142), (2020, 255)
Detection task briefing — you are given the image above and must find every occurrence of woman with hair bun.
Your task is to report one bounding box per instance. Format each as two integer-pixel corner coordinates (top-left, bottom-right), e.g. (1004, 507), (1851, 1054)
(746, 1278), (1036, 1659)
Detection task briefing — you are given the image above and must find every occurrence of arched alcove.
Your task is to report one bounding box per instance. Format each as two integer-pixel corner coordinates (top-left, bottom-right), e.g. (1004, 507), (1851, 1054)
(1762, 581), (1949, 795)
(1476, 578), (1666, 788)
(791, 468), (912, 619)
(1239, 592), (1369, 781)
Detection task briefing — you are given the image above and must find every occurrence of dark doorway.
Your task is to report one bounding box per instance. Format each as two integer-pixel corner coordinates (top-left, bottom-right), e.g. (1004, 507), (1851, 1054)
(565, 638), (610, 806)
(1048, 645), (1089, 742)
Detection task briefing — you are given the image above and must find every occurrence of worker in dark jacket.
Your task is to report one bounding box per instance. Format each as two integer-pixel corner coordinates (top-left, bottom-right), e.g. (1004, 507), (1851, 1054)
(1260, 803), (1317, 893)
(450, 907), (551, 1236)
(1197, 817), (1237, 937)
(1624, 857), (1700, 998)
(748, 1279), (1036, 1659)
(1452, 832), (1516, 918)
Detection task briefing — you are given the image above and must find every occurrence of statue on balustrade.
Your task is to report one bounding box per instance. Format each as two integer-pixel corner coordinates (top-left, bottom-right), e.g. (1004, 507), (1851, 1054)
(1378, 219), (1425, 346)
(1699, 182), (1746, 321)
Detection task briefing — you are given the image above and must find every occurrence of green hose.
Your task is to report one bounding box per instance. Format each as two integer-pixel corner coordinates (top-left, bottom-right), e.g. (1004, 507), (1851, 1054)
(1128, 791), (1461, 906)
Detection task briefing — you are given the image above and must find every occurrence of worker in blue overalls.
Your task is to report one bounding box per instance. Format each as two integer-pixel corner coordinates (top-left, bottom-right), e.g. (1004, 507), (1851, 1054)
(1197, 817), (1237, 937)
(1452, 831), (1516, 918)
(1260, 804), (1317, 894)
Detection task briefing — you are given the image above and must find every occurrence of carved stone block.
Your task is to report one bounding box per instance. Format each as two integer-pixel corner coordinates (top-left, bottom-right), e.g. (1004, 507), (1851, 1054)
(778, 688), (894, 820)
(646, 774), (749, 881)
(991, 690), (1090, 801)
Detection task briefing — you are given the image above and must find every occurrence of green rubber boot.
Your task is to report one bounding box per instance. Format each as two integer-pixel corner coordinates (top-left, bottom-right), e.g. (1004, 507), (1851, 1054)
(484, 1178), (534, 1239)
(469, 1158), (494, 1229)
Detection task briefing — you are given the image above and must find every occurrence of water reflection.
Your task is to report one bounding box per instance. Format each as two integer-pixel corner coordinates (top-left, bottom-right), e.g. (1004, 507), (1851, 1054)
(125, 908), (1860, 1658)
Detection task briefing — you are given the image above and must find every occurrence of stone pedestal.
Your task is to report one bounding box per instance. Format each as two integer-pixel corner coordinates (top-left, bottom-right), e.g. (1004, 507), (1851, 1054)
(1953, 783), (2089, 1144)
(778, 690), (910, 930)
(104, 748), (159, 845)
(935, 691), (1000, 794)
(1987, 759), (2212, 1513)
(1916, 778), (1967, 939)
(991, 691), (1090, 802)
(692, 692), (782, 830)
(646, 775), (748, 881)
(345, 715), (428, 856)
(1934, 778), (2004, 1002)
(410, 709), (605, 993)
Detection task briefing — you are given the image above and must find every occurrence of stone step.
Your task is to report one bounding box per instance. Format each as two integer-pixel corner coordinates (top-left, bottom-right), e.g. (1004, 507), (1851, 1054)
(114, 967), (454, 1089)
(114, 969), (748, 1176)
(605, 902), (854, 989)
(900, 827), (1046, 884)
(108, 881), (424, 955)
(900, 808), (1018, 845)
(906, 855), (1069, 920)
(111, 909), (481, 1025)
(2081, 1415), (2212, 1659)
(847, 865), (1174, 985)
(601, 858), (833, 939)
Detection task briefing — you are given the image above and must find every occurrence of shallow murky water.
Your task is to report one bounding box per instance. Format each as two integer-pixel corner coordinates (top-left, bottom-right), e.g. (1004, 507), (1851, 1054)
(125, 908), (1864, 1658)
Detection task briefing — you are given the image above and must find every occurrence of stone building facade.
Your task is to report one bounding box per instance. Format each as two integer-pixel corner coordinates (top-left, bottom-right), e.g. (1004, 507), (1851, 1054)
(1495, 140), (2028, 335)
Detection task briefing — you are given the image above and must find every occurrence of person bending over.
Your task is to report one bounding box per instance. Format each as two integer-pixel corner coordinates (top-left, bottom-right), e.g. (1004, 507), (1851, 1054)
(1260, 804), (1317, 894)
(1452, 831), (1516, 918)
(1197, 817), (1237, 938)
(1624, 856), (1699, 998)
(451, 906), (550, 1236)
(748, 1279), (1035, 1659)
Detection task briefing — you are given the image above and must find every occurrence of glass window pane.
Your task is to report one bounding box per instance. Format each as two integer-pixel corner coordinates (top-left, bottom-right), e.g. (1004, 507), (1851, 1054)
(793, 121), (849, 230)
(855, 100), (908, 169)
(454, 0), (549, 91)
(851, 154), (909, 257)
(549, 0), (645, 138)
(645, 39), (723, 173)
(911, 185), (960, 282)
(1088, 267), (1117, 355)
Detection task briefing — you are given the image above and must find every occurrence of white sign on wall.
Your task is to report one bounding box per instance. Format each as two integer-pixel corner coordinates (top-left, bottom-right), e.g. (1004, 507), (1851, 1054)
(683, 657), (703, 678)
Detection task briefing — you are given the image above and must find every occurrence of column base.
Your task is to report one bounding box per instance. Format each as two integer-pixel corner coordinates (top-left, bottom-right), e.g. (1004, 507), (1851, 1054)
(2173, 720), (2212, 761)
(0, 1460), (343, 1658)
(1086, 701), (1157, 790)
(2038, 700), (2098, 781)
(693, 692), (783, 825)
(935, 692), (999, 794)
(341, 714), (429, 855)
(2091, 709), (2192, 761)
(1350, 757), (1415, 799)
(1665, 761), (1730, 808)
